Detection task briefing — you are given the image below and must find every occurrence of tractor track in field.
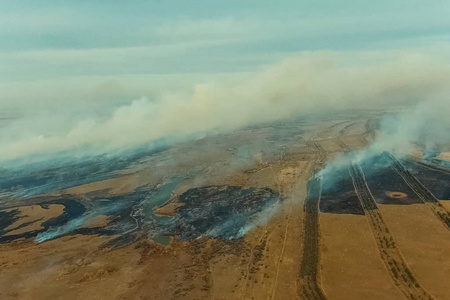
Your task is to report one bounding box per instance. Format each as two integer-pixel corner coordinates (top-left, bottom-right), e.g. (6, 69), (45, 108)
(406, 156), (450, 175)
(338, 122), (357, 136)
(298, 142), (328, 300)
(349, 160), (434, 300)
(384, 152), (450, 230)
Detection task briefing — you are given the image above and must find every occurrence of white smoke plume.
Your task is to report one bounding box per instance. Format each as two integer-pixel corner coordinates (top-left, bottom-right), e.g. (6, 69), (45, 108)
(317, 94), (450, 182)
(1, 49), (450, 164)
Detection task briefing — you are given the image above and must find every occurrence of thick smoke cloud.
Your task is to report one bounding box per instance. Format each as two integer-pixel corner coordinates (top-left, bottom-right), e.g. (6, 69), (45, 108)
(372, 98), (450, 155)
(318, 95), (450, 182)
(1, 49), (450, 163)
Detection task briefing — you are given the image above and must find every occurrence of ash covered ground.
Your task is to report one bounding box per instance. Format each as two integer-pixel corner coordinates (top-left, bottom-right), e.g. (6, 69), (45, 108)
(1, 110), (450, 300)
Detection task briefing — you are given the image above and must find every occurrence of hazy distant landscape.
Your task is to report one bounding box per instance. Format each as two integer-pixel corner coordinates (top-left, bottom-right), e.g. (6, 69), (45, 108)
(1, 1), (450, 299)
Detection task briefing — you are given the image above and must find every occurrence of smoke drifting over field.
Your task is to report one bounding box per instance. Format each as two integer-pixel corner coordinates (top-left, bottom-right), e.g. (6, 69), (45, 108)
(1, 48), (450, 164)
(377, 99), (450, 154)
(318, 95), (450, 185)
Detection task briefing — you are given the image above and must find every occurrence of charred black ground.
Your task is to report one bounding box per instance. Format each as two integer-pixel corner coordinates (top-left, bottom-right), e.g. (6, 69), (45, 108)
(155, 185), (281, 241)
(320, 167), (364, 215)
(402, 159), (450, 200)
(0, 185), (281, 246)
(361, 155), (421, 205)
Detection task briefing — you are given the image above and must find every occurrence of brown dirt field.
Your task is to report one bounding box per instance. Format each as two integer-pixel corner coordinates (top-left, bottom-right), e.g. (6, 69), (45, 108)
(343, 122), (366, 136)
(385, 191), (408, 199)
(337, 134), (369, 150)
(0, 155), (312, 300)
(238, 183), (306, 300)
(302, 121), (342, 140)
(409, 149), (425, 160)
(3, 205), (64, 235)
(435, 152), (450, 162)
(317, 139), (344, 154)
(0, 234), (144, 300)
(439, 201), (450, 211)
(154, 202), (185, 216)
(124, 158), (312, 300)
(378, 203), (450, 300)
(65, 173), (145, 196)
(80, 215), (111, 229)
(204, 159), (310, 300)
(320, 213), (403, 300)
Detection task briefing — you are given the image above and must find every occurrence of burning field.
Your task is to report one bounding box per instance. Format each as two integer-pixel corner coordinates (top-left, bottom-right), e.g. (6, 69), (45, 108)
(1, 111), (450, 300)
(4, 1), (450, 298)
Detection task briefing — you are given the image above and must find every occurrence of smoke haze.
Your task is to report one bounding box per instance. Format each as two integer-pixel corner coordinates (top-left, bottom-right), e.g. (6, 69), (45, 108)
(1, 48), (450, 164)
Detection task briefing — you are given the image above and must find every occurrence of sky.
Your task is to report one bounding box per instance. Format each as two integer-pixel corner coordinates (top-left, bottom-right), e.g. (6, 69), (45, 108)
(2, 1), (450, 82)
(1, 1), (450, 163)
